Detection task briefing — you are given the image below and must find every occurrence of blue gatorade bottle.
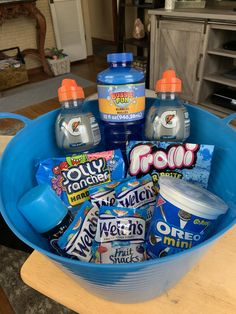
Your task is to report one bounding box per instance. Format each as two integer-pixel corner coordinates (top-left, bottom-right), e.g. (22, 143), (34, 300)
(55, 79), (101, 154)
(145, 69), (190, 142)
(97, 53), (145, 154)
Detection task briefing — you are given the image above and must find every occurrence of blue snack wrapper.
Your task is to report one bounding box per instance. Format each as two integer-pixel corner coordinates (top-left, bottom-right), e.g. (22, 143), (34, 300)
(126, 142), (214, 188)
(35, 149), (125, 213)
(115, 174), (156, 223)
(57, 200), (99, 262)
(93, 205), (147, 264)
(89, 180), (122, 208)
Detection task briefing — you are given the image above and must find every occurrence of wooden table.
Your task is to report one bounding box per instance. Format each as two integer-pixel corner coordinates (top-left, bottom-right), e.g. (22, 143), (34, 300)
(19, 227), (236, 314)
(1, 113), (236, 314)
(0, 135), (12, 155)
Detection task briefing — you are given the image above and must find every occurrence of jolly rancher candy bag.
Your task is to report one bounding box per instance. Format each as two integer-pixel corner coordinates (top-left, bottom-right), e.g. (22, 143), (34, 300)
(93, 206), (147, 264)
(35, 149), (125, 214)
(126, 141), (214, 188)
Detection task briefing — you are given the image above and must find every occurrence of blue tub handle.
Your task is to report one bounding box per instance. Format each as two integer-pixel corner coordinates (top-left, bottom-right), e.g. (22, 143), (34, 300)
(0, 112), (31, 130)
(222, 113), (236, 127)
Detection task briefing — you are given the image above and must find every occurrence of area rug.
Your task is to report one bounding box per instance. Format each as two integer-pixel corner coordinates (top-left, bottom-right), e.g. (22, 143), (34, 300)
(0, 73), (93, 112)
(0, 245), (76, 314)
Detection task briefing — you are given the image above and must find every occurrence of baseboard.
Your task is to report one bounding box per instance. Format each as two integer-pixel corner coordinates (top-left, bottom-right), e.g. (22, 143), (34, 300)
(92, 37), (116, 45)
(27, 66), (44, 75)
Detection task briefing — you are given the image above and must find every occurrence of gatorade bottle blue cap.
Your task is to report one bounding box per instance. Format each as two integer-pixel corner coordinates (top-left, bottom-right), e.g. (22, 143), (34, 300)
(18, 184), (68, 234)
(107, 52), (133, 63)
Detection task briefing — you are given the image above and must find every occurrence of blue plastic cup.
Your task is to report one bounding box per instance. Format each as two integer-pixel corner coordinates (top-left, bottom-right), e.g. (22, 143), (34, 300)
(18, 183), (68, 234)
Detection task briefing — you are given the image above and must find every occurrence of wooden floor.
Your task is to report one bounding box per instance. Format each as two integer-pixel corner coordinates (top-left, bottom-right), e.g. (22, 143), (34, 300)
(0, 56), (106, 131)
(0, 286), (15, 314)
(19, 55), (106, 118)
(27, 55), (107, 85)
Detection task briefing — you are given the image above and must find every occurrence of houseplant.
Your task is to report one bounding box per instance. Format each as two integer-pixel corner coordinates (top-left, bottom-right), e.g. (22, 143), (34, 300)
(45, 47), (70, 76)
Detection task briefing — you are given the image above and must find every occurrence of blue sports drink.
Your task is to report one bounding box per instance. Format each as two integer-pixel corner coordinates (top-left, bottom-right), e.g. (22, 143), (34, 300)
(97, 53), (145, 154)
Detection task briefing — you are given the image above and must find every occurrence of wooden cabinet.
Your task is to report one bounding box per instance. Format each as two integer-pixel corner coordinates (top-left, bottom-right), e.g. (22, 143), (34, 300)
(151, 19), (205, 102)
(149, 9), (236, 117)
(199, 23), (236, 116)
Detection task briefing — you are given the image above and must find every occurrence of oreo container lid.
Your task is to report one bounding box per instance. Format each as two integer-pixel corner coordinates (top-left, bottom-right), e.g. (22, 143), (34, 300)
(159, 176), (228, 220)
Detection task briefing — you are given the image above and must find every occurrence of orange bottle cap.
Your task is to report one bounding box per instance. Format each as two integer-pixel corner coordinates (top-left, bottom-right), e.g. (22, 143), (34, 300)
(156, 69), (182, 93)
(58, 79), (85, 102)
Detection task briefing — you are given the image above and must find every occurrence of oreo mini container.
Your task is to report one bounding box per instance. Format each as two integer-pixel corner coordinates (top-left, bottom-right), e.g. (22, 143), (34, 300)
(146, 176), (228, 258)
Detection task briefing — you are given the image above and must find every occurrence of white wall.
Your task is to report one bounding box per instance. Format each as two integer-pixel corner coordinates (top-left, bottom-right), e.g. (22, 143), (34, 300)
(81, 0), (93, 55)
(0, 0), (94, 69)
(88, 0), (115, 41)
(0, 0), (56, 69)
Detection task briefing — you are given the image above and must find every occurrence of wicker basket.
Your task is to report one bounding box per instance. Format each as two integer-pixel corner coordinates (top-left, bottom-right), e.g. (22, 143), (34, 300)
(47, 56), (70, 76)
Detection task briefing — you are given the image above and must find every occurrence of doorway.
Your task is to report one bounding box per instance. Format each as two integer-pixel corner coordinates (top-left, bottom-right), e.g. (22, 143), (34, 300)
(87, 0), (118, 57)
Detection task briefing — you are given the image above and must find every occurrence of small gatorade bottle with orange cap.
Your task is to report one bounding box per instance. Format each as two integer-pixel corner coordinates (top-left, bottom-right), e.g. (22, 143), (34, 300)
(145, 69), (190, 142)
(55, 79), (101, 153)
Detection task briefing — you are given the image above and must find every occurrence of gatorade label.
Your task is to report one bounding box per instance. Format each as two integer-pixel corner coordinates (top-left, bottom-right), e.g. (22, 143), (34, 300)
(97, 83), (145, 122)
(160, 111), (177, 128)
(65, 117), (87, 137)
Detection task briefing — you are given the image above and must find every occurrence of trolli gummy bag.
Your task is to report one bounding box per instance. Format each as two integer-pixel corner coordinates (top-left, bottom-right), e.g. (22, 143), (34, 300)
(93, 205), (147, 264)
(126, 141), (214, 188)
(35, 149), (125, 212)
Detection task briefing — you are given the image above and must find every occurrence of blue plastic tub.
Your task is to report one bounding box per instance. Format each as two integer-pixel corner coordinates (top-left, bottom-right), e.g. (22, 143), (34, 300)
(0, 99), (236, 303)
